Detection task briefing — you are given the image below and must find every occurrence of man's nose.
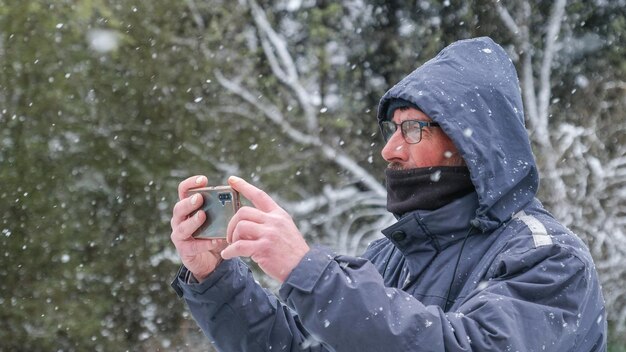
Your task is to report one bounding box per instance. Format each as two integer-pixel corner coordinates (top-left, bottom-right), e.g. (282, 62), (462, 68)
(381, 130), (407, 162)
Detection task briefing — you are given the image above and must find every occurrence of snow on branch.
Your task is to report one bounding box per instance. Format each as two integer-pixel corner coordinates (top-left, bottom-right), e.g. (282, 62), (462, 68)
(178, 0), (385, 198)
(214, 69), (321, 146)
(492, 0), (570, 219)
(185, 0), (206, 29)
(604, 80), (626, 91)
(494, 0), (566, 150)
(493, 1), (520, 36)
(247, 0), (319, 133)
(214, 69), (386, 197)
(537, 0), (566, 134)
(494, 1), (540, 136)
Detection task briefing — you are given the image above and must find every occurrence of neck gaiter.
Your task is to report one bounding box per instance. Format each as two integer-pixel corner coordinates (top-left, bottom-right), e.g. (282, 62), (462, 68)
(385, 166), (474, 215)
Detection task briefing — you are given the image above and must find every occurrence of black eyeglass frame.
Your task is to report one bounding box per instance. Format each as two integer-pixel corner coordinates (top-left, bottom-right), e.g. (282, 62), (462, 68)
(380, 120), (441, 144)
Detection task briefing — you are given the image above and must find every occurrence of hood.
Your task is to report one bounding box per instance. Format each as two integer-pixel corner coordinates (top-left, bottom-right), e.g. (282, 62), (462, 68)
(377, 37), (539, 232)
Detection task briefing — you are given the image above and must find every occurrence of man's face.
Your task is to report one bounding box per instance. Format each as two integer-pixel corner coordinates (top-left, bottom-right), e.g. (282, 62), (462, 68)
(381, 107), (463, 170)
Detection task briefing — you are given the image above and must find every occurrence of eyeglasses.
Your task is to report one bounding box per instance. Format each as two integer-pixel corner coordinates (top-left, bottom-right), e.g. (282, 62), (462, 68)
(380, 120), (440, 144)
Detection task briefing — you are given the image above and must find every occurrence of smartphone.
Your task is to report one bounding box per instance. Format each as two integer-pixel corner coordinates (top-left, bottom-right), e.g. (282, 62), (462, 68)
(185, 186), (241, 239)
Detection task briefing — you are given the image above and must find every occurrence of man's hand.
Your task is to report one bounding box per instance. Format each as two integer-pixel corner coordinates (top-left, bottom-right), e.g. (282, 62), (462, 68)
(221, 176), (310, 283)
(170, 175), (228, 282)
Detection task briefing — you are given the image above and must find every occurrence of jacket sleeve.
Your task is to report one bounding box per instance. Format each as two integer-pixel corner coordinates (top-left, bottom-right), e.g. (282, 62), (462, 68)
(279, 245), (606, 351)
(172, 258), (332, 351)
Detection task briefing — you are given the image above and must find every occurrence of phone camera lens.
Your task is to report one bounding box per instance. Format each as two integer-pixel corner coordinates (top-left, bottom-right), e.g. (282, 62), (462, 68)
(218, 192), (232, 205)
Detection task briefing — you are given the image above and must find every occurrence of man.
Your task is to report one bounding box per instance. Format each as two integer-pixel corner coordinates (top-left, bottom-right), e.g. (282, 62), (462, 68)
(170, 37), (607, 351)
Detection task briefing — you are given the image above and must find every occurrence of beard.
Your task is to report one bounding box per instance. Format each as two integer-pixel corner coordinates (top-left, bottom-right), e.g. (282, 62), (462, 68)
(387, 162), (405, 170)
(386, 153), (466, 171)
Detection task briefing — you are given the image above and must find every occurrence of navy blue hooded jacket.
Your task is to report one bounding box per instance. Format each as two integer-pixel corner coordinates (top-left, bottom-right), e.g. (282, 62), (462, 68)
(172, 37), (607, 351)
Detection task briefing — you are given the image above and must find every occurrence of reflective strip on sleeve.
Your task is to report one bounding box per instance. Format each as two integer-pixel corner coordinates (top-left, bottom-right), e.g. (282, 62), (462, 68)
(514, 210), (553, 247)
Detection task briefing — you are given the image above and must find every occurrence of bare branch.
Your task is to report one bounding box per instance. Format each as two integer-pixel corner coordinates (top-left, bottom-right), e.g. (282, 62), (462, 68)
(604, 80), (626, 90)
(537, 0), (566, 131)
(494, 1), (541, 133)
(493, 1), (520, 36)
(247, 0), (319, 133)
(214, 70), (321, 145)
(214, 70), (387, 197)
(185, 0), (206, 29)
(247, 0), (296, 79)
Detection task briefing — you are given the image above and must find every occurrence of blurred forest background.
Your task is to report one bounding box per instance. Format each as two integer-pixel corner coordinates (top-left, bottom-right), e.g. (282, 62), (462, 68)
(1, 0), (625, 350)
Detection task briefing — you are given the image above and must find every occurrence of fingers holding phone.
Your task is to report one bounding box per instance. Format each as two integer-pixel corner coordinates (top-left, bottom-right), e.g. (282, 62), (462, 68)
(170, 175), (309, 283)
(222, 176), (310, 283)
(170, 175), (230, 281)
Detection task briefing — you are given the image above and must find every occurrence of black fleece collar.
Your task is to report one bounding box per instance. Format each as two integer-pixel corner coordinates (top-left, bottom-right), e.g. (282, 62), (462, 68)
(385, 166), (474, 216)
